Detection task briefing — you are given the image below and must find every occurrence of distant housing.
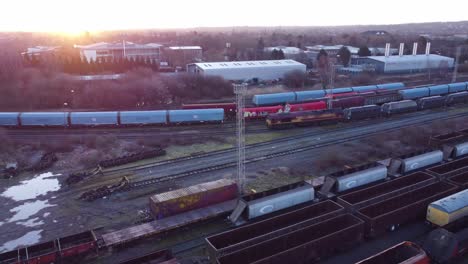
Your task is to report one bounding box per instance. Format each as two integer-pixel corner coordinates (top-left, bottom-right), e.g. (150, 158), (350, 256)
(187, 60), (306, 81)
(351, 54), (455, 74)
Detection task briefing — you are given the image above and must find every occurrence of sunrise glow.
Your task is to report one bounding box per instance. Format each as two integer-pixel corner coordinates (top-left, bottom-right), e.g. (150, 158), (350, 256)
(1, 0), (467, 32)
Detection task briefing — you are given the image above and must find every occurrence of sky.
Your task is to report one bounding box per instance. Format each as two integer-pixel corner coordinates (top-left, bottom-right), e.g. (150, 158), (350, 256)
(1, 0), (467, 32)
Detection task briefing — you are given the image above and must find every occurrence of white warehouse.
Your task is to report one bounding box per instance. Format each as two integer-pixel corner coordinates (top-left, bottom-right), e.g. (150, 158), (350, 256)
(186, 60), (306, 81)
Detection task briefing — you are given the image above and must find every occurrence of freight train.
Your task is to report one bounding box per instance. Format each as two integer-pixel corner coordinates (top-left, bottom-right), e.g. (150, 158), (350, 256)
(265, 82), (468, 128)
(0, 231), (97, 264)
(0, 109), (225, 127)
(252, 82), (406, 106)
(1, 139), (467, 264)
(206, 138), (468, 264)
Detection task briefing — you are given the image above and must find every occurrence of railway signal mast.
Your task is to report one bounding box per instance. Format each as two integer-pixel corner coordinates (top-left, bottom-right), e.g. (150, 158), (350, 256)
(234, 84), (247, 195)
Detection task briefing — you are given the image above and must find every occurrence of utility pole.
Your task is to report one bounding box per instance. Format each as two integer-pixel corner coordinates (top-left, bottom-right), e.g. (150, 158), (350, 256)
(328, 62), (335, 109)
(452, 46), (462, 83)
(234, 84), (246, 195)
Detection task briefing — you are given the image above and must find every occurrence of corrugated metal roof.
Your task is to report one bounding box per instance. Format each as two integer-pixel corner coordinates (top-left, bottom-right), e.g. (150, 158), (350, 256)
(191, 59), (305, 70)
(75, 41), (161, 50)
(168, 46), (202, 50)
(366, 54), (454, 63)
(430, 189), (468, 213)
(150, 179), (236, 203)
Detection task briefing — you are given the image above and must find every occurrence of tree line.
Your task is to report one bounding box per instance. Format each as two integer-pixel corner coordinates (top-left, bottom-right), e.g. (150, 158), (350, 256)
(23, 53), (161, 75)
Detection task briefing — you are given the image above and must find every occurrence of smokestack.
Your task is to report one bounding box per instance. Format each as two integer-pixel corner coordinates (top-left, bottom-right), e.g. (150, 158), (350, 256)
(425, 42), (431, 55)
(398, 43), (404, 56)
(412, 43), (418, 55)
(384, 43), (390, 57)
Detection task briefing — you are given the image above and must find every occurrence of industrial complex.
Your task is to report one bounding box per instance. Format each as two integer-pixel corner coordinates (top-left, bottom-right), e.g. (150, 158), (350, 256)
(186, 59), (306, 81)
(4, 25), (468, 264)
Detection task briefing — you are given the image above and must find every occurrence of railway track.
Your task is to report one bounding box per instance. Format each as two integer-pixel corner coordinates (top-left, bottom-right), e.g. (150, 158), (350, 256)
(98, 109), (468, 195)
(100, 107), (467, 176)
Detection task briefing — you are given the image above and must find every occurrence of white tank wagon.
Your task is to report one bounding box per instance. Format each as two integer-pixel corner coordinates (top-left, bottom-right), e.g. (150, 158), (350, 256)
(246, 184), (314, 219)
(442, 141), (468, 160)
(335, 165), (388, 193)
(446, 91), (468, 105)
(388, 150), (444, 176)
(416, 96), (446, 110)
(381, 100), (417, 116)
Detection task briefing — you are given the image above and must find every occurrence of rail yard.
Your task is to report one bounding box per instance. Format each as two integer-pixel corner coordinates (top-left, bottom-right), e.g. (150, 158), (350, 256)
(1, 80), (468, 264)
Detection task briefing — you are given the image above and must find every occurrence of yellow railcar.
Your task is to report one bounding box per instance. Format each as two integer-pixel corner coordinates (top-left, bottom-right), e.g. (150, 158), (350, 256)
(427, 189), (468, 226)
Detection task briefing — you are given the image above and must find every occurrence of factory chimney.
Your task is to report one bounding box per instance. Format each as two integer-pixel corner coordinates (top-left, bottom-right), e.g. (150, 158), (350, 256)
(384, 43), (390, 57)
(412, 43), (418, 55)
(425, 42), (431, 55)
(398, 43), (404, 56)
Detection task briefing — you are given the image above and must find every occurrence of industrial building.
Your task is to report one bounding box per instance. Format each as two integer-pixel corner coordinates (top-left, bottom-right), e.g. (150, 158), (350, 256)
(75, 41), (163, 62)
(186, 60), (306, 81)
(165, 46), (203, 67)
(264, 46), (303, 59)
(351, 54), (455, 74)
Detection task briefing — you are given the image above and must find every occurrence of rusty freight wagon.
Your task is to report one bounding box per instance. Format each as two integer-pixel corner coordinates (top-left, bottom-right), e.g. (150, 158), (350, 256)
(447, 171), (468, 187)
(355, 241), (430, 264)
(149, 179), (237, 219)
(217, 214), (364, 264)
(117, 249), (178, 264)
(427, 156), (468, 178)
(356, 182), (458, 237)
(206, 200), (344, 260)
(337, 172), (436, 210)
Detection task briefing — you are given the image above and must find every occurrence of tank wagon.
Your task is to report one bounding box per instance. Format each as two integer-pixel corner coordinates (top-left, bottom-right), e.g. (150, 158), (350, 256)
(388, 150), (443, 176)
(206, 200), (344, 260)
(217, 214), (364, 264)
(319, 164), (388, 198)
(426, 189), (468, 227)
(442, 141), (468, 160)
(446, 91), (468, 105)
(381, 100), (418, 116)
(416, 96), (446, 110)
(245, 184), (314, 219)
